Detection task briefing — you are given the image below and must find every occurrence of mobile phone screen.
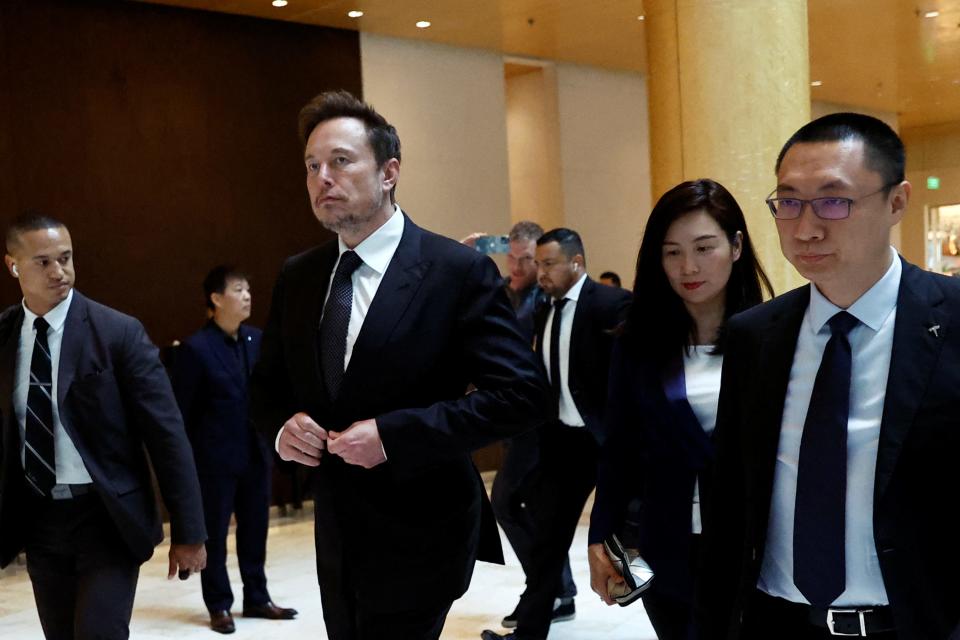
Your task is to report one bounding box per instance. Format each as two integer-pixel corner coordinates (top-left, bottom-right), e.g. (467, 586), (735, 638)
(475, 235), (510, 255)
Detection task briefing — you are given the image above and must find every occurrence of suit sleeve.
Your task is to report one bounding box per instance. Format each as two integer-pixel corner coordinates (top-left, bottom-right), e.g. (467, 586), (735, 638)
(250, 265), (297, 444)
(589, 337), (643, 545)
(696, 319), (748, 639)
(376, 254), (552, 474)
(170, 341), (203, 435)
(117, 318), (206, 545)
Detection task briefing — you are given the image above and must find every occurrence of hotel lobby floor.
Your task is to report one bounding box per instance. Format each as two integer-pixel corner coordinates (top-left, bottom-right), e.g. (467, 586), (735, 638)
(0, 486), (655, 639)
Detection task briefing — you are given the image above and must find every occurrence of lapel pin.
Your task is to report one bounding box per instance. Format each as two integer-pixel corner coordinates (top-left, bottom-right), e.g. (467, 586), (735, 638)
(928, 324), (941, 338)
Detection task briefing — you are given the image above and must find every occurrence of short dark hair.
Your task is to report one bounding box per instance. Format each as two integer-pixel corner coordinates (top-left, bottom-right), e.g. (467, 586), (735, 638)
(203, 265), (248, 311)
(623, 179), (774, 362)
(776, 112), (905, 187)
(599, 271), (622, 287)
(509, 221), (544, 243)
(6, 211), (68, 254)
(537, 228), (586, 265)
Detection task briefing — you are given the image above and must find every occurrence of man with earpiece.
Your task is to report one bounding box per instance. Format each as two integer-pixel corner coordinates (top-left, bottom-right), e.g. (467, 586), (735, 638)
(483, 228), (631, 640)
(0, 212), (207, 640)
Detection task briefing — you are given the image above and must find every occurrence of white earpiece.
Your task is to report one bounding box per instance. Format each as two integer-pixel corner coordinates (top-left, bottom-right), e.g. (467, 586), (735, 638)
(11, 264), (18, 277)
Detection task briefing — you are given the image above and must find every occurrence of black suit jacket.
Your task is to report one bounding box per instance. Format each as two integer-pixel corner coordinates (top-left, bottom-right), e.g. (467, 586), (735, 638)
(590, 340), (715, 602)
(533, 277), (632, 443)
(250, 214), (551, 613)
(0, 291), (206, 566)
(699, 259), (960, 640)
(172, 322), (269, 476)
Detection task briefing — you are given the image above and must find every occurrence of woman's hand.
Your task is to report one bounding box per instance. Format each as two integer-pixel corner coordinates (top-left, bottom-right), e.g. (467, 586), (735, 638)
(588, 542), (624, 606)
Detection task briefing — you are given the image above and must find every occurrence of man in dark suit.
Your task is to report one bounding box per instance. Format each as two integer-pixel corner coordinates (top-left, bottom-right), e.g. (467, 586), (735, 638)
(173, 265), (296, 634)
(0, 213), (207, 639)
(249, 90), (551, 640)
(483, 227), (631, 640)
(699, 113), (960, 639)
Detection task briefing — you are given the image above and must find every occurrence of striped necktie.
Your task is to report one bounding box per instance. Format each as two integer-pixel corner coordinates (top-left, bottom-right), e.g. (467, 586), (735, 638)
(24, 316), (57, 496)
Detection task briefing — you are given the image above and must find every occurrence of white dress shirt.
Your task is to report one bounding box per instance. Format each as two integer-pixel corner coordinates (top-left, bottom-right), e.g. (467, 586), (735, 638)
(276, 206), (404, 452)
(13, 288), (92, 484)
(758, 247), (900, 606)
(542, 273), (587, 427)
(684, 346), (722, 534)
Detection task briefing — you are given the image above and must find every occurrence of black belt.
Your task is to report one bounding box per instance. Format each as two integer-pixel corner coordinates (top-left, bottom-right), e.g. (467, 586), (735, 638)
(810, 605), (895, 637)
(47, 483), (94, 501)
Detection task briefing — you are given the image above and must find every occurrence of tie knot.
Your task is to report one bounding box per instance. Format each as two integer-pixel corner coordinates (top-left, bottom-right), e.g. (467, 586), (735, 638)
(828, 310), (858, 336)
(336, 250), (363, 277)
(553, 297), (568, 311)
(34, 317), (50, 334)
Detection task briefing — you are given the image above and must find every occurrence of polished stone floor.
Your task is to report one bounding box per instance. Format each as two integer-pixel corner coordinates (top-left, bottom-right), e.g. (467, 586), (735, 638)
(0, 478), (655, 639)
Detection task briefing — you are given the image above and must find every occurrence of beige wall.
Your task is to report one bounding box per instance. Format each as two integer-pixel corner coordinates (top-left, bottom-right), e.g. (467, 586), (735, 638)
(901, 121), (960, 269)
(556, 63), (651, 288)
(360, 33), (512, 242)
(505, 65), (565, 231)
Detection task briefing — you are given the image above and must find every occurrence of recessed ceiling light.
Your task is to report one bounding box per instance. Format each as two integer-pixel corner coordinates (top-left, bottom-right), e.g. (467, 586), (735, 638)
(416, 20), (431, 28)
(637, 15), (645, 21)
(272, 0), (287, 6)
(811, 80), (823, 87)
(347, 10), (363, 18)
(924, 10), (940, 18)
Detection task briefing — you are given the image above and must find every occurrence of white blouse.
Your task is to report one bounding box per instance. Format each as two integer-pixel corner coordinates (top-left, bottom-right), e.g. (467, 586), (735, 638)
(683, 346), (723, 534)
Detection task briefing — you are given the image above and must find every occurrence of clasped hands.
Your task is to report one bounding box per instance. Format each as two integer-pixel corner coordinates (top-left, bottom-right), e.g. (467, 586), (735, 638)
(278, 412), (386, 469)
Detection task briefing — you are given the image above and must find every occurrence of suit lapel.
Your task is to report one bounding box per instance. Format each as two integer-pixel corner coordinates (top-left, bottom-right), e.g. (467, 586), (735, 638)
(339, 217), (430, 393)
(660, 352), (713, 458)
(57, 292), (89, 410)
(875, 261), (947, 502)
(568, 278), (594, 382)
(301, 243), (339, 403)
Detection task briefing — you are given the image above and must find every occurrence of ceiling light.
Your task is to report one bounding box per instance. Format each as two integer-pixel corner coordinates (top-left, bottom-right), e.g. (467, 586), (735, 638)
(347, 10), (363, 18)
(811, 80), (823, 87)
(924, 10), (940, 18)
(637, 15), (645, 21)
(415, 20), (431, 28)
(272, 0), (287, 6)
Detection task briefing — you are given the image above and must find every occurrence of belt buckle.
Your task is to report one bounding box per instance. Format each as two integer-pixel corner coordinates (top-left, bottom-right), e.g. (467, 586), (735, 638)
(827, 608), (871, 636)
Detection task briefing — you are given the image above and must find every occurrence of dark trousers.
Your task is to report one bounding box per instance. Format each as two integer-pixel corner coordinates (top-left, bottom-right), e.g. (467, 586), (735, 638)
(514, 426), (598, 639)
(641, 534), (699, 640)
(491, 429), (577, 601)
(198, 453), (271, 612)
(742, 590), (898, 640)
(25, 493), (140, 640)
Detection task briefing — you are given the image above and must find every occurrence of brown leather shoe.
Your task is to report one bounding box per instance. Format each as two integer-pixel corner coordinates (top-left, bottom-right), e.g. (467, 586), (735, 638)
(209, 610), (235, 634)
(242, 601), (298, 620)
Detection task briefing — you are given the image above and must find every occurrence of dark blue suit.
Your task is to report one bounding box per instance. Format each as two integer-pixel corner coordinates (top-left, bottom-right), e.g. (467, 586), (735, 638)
(173, 321), (272, 613)
(590, 340), (715, 639)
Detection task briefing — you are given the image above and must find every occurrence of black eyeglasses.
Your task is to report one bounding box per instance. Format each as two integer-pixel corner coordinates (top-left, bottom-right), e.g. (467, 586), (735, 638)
(765, 184), (895, 220)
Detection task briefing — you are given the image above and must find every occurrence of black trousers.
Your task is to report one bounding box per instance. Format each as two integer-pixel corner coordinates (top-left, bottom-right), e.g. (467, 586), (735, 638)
(490, 429), (577, 602)
(25, 492), (140, 640)
(514, 426), (598, 639)
(198, 452), (271, 612)
(642, 534), (700, 640)
(742, 590), (898, 640)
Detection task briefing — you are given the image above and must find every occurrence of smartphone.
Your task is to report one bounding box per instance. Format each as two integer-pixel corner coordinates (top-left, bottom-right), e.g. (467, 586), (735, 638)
(475, 235), (510, 255)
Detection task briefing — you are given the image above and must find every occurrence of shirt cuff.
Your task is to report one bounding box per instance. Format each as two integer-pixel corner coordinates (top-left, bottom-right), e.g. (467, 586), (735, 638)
(275, 426), (284, 453)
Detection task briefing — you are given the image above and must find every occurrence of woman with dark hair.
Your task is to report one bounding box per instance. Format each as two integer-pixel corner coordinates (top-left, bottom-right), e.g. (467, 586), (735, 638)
(587, 179), (773, 639)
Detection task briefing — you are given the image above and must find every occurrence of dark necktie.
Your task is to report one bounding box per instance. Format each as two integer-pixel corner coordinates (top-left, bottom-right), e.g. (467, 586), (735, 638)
(25, 317), (56, 496)
(549, 298), (568, 402)
(319, 251), (363, 400)
(793, 310), (859, 606)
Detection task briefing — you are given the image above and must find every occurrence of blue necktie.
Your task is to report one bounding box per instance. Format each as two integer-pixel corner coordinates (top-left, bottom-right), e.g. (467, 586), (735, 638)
(793, 310), (859, 606)
(24, 317), (57, 496)
(319, 251), (363, 400)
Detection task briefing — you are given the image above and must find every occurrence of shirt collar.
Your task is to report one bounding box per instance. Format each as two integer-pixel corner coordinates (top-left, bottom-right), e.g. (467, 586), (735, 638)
(557, 273), (588, 303)
(22, 288), (74, 333)
(337, 205), (405, 275)
(809, 246), (901, 334)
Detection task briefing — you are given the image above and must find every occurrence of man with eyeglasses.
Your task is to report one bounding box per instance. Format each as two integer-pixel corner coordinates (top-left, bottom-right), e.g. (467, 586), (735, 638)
(699, 113), (960, 639)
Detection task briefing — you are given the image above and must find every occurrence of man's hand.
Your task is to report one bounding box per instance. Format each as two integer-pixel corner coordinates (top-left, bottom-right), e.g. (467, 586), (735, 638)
(459, 232), (486, 248)
(278, 412), (328, 466)
(168, 543), (207, 580)
(588, 542), (623, 606)
(327, 419), (387, 469)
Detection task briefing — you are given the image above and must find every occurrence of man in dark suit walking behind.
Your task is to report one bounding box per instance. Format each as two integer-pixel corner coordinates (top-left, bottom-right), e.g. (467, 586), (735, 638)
(482, 227), (631, 640)
(699, 113), (960, 639)
(173, 266), (296, 634)
(0, 213), (207, 639)
(250, 90), (551, 640)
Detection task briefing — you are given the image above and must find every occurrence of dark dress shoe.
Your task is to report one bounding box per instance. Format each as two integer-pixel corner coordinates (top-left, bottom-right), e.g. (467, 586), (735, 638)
(209, 610), (235, 634)
(242, 601), (298, 620)
(481, 632), (512, 640)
